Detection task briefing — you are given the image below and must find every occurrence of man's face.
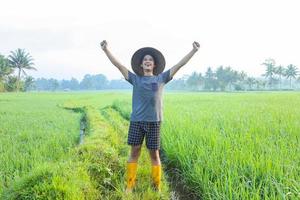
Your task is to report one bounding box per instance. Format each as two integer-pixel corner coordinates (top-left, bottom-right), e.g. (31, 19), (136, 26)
(141, 55), (156, 71)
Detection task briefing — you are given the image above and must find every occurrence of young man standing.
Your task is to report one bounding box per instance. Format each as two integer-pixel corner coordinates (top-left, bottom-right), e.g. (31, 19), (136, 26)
(100, 40), (200, 192)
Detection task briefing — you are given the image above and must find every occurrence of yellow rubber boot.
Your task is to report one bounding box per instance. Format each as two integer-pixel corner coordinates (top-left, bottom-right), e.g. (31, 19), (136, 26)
(126, 162), (137, 192)
(151, 165), (161, 191)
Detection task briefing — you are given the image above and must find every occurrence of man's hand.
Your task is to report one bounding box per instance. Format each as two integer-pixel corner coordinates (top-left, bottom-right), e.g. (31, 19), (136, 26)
(100, 40), (108, 51)
(99, 40), (129, 80)
(192, 41), (200, 52)
(170, 41), (200, 78)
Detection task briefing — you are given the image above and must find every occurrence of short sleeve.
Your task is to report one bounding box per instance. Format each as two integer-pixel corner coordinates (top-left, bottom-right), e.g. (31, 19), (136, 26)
(125, 70), (137, 85)
(160, 69), (173, 84)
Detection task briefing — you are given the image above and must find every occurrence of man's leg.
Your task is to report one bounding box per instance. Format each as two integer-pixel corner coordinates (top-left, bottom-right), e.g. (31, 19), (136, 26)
(128, 144), (142, 163)
(126, 145), (142, 192)
(149, 149), (161, 165)
(126, 121), (145, 192)
(146, 121), (162, 191)
(149, 149), (162, 191)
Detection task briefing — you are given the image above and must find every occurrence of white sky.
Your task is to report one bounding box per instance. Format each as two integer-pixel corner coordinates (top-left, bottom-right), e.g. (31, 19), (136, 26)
(0, 0), (299, 81)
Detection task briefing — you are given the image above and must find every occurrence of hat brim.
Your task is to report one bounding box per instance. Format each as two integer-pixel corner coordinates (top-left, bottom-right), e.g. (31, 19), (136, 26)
(131, 47), (165, 76)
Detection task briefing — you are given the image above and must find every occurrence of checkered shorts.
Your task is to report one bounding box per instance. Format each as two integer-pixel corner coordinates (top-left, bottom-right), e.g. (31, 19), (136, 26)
(127, 121), (161, 150)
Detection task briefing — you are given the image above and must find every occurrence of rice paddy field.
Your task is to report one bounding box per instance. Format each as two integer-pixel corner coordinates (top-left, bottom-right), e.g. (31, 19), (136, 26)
(0, 91), (299, 199)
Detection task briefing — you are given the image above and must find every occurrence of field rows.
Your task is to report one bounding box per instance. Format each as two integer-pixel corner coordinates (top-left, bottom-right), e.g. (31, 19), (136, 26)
(0, 92), (299, 199)
(0, 93), (170, 199)
(113, 92), (300, 199)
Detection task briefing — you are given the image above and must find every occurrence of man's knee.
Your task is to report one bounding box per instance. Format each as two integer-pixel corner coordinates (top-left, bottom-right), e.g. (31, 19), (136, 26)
(149, 150), (160, 161)
(130, 145), (142, 160)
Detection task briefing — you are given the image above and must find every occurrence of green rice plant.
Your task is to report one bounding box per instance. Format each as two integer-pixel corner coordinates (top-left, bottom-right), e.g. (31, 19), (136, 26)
(0, 93), (82, 194)
(0, 92), (132, 198)
(112, 92), (300, 199)
(1, 160), (99, 200)
(2, 91), (299, 199)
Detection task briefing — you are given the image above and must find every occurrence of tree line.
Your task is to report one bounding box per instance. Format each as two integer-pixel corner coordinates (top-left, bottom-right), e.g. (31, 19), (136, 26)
(33, 75), (130, 91)
(1, 49), (299, 92)
(173, 59), (299, 91)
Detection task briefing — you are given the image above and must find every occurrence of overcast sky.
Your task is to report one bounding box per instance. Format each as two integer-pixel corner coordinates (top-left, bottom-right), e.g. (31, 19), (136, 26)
(1, 0), (299, 81)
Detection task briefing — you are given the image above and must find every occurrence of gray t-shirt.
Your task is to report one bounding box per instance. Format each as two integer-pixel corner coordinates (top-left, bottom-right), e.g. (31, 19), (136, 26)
(125, 69), (173, 122)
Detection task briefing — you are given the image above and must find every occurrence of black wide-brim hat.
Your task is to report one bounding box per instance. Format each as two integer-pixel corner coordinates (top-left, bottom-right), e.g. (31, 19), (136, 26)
(131, 47), (165, 76)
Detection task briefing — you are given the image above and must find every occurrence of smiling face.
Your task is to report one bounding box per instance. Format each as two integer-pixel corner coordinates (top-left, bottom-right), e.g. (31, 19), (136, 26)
(140, 54), (156, 72)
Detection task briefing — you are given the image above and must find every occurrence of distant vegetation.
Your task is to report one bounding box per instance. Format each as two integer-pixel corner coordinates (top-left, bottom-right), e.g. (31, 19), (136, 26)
(1, 50), (299, 92)
(0, 49), (36, 92)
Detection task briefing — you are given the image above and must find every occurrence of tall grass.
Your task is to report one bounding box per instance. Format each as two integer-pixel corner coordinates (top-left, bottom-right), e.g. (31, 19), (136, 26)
(0, 92), (129, 196)
(0, 93), (81, 194)
(1, 92), (170, 199)
(113, 92), (300, 199)
(2, 91), (299, 199)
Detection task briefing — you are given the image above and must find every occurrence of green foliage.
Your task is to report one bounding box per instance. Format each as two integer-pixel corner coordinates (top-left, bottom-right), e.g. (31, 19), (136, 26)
(186, 71), (203, 91)
(8, 49), (36, 74)
(113, 92), (300, 199)
(0, 93), (82, 195)
(0, 81), (5, 92)
(285, 64), (298, 88)
(0, 54), (12, 79)
(4, 76), (23, 92)
(262, 58), (277, 88)
(1, 50), (37, 92)
(2, 92), (299, 199)
(215, 66), (239, 91)
(204, 67), (217, 91)
(262, 59), (300, 90)
(8, 49), (36, 91)
(2, 162), (98, 200)
(0, 54), (13, 92)
(111, 100), (131, 120)
(80, 74), (109, 90)
(24, 76), (35, 91)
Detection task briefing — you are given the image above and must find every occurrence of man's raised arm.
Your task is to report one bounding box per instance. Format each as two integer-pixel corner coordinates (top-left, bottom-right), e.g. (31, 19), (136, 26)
(100, 40), (129, 80)
(170, 41), (200, 78)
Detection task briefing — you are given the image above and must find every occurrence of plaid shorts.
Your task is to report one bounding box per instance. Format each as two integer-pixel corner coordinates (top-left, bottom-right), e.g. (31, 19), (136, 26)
(127, 121), (161, 150)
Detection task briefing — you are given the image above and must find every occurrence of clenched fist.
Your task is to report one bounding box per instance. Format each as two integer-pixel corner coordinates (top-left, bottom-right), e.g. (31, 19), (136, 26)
(100, 40), (108, 51)
(192, 41), (200, 52)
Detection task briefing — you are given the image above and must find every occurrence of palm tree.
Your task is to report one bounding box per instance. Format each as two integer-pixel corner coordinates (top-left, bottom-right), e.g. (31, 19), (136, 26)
(285, 64), (298, 89)
(8, 49), (36, 91)
(204, 67), (216, 91)
(246, 77), (256, 90)
(224, 67), (239, 91)
(239, 71), (247, 81)
(275, 65), (285, 90)
(262, 58), (276, 89)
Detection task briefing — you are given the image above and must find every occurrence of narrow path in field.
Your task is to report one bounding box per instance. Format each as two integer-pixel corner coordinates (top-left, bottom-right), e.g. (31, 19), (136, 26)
(62, 107), (87, 145)
(107, 106), (199, 200)
(63, 102), (171, 199)
(64, 102), (198, 199)
(100, 107), (170, 199)
(1, 100), (196, 200)
(79, 117), (86, 144)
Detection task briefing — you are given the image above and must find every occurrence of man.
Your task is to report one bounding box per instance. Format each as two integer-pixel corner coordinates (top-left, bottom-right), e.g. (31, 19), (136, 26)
(100, 40), (200, 192)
